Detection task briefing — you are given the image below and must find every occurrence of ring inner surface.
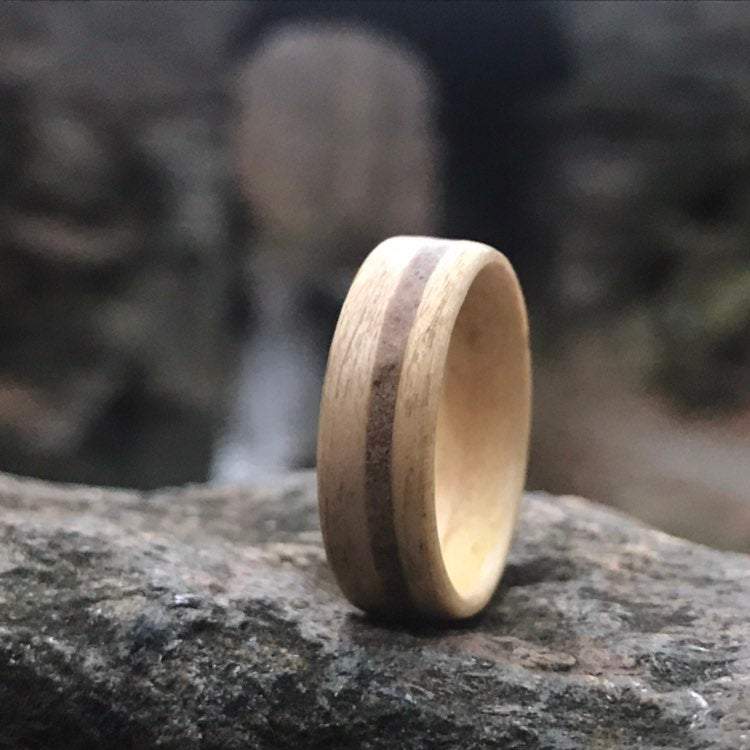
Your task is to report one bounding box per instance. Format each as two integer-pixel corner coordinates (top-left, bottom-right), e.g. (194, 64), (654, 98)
(434, 261), (528, 603)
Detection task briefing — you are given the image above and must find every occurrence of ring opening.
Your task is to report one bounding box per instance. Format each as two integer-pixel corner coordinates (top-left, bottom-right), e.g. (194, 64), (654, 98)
(434, 260), (529, 604)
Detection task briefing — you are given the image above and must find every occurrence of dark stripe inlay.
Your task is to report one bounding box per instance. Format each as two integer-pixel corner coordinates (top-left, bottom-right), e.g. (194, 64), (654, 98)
(364, 245), (446, 605)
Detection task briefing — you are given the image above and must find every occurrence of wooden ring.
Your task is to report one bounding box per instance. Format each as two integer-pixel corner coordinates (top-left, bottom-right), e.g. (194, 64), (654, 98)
(317, 237), (531, 620)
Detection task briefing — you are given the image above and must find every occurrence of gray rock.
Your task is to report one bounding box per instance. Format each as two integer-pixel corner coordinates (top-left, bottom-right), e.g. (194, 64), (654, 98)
(0, 471), (748, 748)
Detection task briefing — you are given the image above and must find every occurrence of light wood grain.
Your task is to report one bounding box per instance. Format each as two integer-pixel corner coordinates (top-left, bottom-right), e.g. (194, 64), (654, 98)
(317, 237), (531, 620)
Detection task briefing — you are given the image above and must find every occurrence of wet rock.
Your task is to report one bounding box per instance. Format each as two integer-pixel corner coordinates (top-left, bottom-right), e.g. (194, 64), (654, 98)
(0, 471), (748, 748)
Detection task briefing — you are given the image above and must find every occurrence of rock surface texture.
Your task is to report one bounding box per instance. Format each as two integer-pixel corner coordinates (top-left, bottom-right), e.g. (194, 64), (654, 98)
(0, 471), (748, 749)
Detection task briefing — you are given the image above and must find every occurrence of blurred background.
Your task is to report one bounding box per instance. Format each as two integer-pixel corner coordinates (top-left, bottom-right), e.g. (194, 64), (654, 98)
(0, 1), (747, 551)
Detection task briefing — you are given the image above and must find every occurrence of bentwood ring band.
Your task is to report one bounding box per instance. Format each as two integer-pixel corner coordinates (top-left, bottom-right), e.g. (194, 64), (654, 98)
(317, 236), (532, 620)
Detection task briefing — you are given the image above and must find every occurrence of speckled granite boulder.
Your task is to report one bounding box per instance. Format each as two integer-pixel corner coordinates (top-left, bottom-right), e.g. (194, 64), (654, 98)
(0, 471), (748, 749)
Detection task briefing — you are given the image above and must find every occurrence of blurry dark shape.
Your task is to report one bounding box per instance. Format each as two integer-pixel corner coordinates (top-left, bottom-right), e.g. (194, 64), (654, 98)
(684, 176), (737, 225)
(214, 0), (570, 479)
(556, 1), (750, 415)
(215, 22), (442, 478)
(0, 1), (245, 489)
(0, 81), (27, 203)
(0, 97), (217, 488)
(530, 1), (750, 551)
(229, 0), (570, 304)
(654, 260), (750, 413)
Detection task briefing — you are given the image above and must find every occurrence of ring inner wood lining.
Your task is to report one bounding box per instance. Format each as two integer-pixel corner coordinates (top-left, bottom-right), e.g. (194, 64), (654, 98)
(435, 261), (528, 601)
